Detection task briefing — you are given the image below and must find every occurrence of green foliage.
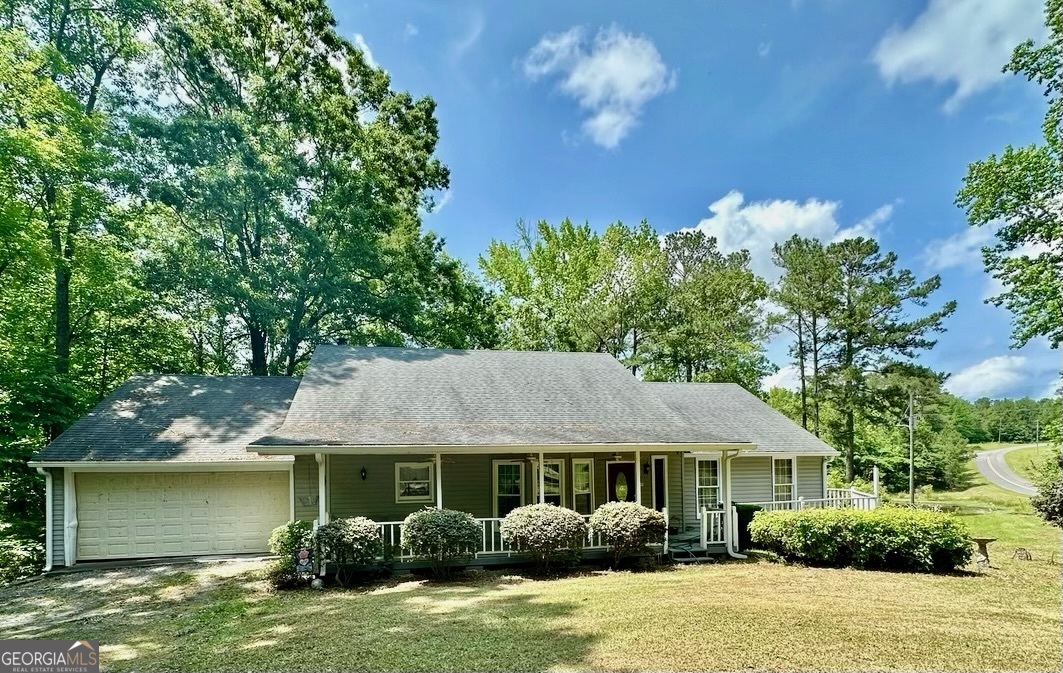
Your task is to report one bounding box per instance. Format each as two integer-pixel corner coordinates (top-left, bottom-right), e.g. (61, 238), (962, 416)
(266, 520), (314, 588)
(955, 0), (1062, 348)
(268, 520), (315, 562)
(588, 501), (666, 566)
(749, 506), (973, 573)
(1031, 472), (1063, 527)
(0, 532), (44, 585)
(401, 508), (481, 578)
(499, 504), (588, 570)
(313, 517), (382, 568)
(481, 219), (771, 392)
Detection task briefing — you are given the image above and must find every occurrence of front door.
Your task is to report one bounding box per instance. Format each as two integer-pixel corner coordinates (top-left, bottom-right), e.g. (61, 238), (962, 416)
(607, 462), (636, 502)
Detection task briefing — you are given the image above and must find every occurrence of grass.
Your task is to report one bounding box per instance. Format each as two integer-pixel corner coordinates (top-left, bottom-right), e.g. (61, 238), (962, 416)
(1, 511), (1059, 673)
(1003, 443), (1056, 482)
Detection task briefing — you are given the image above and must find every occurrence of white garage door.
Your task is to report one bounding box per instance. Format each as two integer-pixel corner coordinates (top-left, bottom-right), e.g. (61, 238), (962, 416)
(75, 471), (290, 561)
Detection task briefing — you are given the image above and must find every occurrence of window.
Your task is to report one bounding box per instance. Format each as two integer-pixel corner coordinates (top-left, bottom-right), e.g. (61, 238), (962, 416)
(395, 462), (433, 503)
(773, 458), (795, 503)
(534, 460), (564, 507)
(494, 461), (524, 517)
(572, 459), (593, 515)
(695, 459), (721, 514)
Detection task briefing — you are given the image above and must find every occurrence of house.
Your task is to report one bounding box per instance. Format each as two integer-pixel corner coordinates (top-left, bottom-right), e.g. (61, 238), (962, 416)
(29, 345), (858, 570)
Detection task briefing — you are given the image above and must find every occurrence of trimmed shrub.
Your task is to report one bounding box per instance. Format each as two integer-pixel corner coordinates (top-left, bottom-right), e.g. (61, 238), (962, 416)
(313, 517), (383, 586)
(748, 506), (972, 573)
(1031, 473), (1063, 527)
(401, 508), (480, 578)
(500, 504), (588, 571)
(0, 536), (44, 586)
(588, 501), (666, 567)
(266, 520), (315, 589)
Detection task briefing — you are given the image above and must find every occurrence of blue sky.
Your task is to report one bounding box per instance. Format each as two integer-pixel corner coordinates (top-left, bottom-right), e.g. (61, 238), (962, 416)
(331, 0), (1060, 401)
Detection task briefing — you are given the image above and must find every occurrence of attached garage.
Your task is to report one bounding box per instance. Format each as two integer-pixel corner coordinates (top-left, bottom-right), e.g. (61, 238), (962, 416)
(74, 471), (291, 561)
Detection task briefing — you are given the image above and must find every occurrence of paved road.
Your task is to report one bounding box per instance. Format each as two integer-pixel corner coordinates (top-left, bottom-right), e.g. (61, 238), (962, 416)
(974, 446), (1037, 496)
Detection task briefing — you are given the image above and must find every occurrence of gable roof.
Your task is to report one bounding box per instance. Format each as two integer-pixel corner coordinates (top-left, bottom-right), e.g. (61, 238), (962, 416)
(32, 375), (299, 463)
(646, 382), (838, 455)
(251, 345), (733, 447)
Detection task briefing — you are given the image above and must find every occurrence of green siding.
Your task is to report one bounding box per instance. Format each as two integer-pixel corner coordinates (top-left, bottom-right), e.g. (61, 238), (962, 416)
(293, 454), (319, 521)
(328, 451), (679, 522)
(51, 467), (64, 567)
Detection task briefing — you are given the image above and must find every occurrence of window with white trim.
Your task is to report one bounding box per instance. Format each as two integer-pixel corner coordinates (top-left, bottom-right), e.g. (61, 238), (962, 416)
(494, 461), (524, 517)
(571, 459), (593, 515)
(534, 459), (564, 507)
(773, 458), (794, 503)
(695, 459), (721, 513)
(395, 462), (434, 503)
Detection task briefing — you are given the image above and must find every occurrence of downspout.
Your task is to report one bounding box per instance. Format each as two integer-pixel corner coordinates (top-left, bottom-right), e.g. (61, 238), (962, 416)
(36, 468), (53, 572)
(723, 450), (747, 560)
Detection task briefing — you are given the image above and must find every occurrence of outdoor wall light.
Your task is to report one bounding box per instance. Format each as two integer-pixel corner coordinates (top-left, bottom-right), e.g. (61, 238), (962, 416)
(643, 462), (651, 475)
(360, 466), (368, 481)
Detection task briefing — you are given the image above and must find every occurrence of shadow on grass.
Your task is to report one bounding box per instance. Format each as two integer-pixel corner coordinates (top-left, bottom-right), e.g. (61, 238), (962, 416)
(0, 563), (605, 672)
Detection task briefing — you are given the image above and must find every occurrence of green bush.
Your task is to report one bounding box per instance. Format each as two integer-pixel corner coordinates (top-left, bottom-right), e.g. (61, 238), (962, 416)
(1031, 474), (1062, 527)
(0, 536), (44, 586)
(500, 504), (588, 570)
(313, 517), (383, 585)
(401, 508), (480, 578)
(266, 520), (315, 590)
(268, 520), (315, 561)
(748, 506), (972, 573)
(588, 501), (666, 567)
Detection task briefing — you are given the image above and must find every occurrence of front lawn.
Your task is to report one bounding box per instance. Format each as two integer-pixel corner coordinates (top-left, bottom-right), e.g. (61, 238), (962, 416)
(1, 510), (1059, 673)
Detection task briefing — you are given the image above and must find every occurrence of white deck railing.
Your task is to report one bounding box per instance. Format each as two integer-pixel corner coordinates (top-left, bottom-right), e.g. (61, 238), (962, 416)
(745, 488), (879, 513)
(373, 511), (626, 563)
(699, 508), (726, 546)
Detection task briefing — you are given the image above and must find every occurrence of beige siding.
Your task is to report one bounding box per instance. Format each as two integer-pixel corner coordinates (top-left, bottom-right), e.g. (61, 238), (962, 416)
(51, 468), (64, 566)
(797, 456), (825, 501)
(293, 455), (319, 521)
(731, 455), (772, 503)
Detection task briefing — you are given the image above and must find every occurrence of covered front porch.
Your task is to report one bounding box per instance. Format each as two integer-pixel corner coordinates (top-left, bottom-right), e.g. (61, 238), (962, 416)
(292, 446), (744, 563)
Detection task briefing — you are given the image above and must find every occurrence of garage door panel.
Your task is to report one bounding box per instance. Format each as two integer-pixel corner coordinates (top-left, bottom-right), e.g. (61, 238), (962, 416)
(76, 471), (289, 561)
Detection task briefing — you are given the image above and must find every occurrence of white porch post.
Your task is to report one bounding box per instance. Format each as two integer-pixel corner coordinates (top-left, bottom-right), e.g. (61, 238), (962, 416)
(634, 449), (642, 505)
(315, 453), (327, 526)
(872, 465), (880, 497)
(36, 467), (52, 572)
(538, 451), (545, 504)
(435, 452), (443, 508)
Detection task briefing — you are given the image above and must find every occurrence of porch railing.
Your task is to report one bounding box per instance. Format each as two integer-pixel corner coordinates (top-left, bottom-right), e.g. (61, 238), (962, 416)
(699, 508), (726, 546)
(371, 509), (664, 563)
(744, 489), (879, 513)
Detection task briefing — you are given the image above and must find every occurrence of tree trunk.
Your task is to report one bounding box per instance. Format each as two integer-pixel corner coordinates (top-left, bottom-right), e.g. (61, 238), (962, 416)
(54, 263), (71, 375)
(684, 360), (693, 383)
(811, 314), (821, 437)
(249, 324), (269, 376)
(845, 408), (855, 483)
(796, 317), (807, 430)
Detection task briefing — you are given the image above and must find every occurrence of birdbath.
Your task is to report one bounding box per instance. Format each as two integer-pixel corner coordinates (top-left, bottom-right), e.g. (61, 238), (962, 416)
(972, 537), (996, 568)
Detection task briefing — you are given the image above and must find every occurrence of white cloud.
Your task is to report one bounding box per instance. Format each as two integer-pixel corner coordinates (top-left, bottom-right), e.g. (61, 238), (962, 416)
(523, 25), (677, 148)
(451, 10), (484, 60)
(923, 224), (997, 271)
(431, 190), (453, 214)
(872, 0), (1047, 113)
(404, 23), (419, 39)
(946, 355), (1029, 399)
(757, 42), (772, 58)
(763, 365), (801, 392)
(682, 191), (893, 280)
(353, 34), (378, 70)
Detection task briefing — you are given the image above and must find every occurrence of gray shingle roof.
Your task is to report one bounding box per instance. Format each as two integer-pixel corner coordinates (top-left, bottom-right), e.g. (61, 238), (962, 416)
(33, 375), (299, 463)
(647, 382), (839, 455)
(252, 345), (732, 447)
